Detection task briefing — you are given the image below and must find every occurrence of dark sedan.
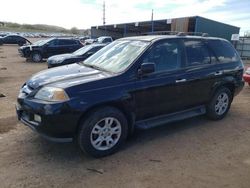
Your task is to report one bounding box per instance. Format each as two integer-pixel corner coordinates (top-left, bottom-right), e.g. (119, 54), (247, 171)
(0, 35), (31, 46)
(47, 43), (106, 68)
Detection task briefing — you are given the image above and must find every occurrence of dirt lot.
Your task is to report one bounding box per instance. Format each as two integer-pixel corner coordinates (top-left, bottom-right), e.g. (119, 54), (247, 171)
(0, 42), (250, 188)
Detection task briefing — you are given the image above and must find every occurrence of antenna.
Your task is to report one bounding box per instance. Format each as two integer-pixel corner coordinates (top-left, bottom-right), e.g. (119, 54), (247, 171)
(103, 1), (106, 25)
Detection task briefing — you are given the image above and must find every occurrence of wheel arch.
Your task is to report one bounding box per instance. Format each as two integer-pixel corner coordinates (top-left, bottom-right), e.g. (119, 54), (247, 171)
(210, 80), (235, 101)
(75, 101), (135, 137)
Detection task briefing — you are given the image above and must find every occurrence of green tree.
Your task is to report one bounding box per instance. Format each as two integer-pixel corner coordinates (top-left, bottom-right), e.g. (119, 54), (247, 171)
(70, 27), (79, 34)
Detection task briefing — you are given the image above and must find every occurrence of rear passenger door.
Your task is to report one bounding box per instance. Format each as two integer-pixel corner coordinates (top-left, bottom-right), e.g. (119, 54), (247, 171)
(178, 39), (219, 108)
(135, 39), (187, 120)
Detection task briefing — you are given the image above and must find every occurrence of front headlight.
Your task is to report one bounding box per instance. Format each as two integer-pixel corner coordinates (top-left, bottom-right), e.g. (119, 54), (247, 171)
(34, 87), (69, 102)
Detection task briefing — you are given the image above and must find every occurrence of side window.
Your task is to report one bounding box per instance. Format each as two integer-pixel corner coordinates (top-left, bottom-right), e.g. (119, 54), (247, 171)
(57, 39), (68, 45)
(103, 38), (111, 43)
(142, 40), (181, 72)
(91, 46), (102, 53)
(207, 40), (239, 63)
(47, 39), (57, 46)
(184, 40), (211, 66)
(65, 40), (76, 45)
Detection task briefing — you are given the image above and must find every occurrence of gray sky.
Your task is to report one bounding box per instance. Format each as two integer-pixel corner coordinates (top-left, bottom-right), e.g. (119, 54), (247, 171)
(0, 0), (249, 34)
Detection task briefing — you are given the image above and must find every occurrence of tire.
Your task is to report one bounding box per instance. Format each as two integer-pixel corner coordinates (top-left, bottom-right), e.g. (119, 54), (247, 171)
(206, 87), (233, 120)
(31, 52), (42, 62)
(78, 107), (128, 158)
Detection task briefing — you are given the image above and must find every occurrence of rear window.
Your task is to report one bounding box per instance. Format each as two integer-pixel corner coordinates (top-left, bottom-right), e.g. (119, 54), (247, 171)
(207, 40), (239, 63)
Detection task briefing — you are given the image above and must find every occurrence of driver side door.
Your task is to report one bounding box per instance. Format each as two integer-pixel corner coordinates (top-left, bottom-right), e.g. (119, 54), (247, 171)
(134, 39), (186, 120)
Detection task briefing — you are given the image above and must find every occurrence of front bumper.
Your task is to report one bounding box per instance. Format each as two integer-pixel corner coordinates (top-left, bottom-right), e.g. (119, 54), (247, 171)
(16, 97), (82, 142)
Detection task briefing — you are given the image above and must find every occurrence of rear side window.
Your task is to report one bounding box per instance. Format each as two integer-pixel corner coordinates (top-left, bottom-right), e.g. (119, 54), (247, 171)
(58, 39), (76, 45)
(207, 40), (239, 63)
(184, 40), (211, 66)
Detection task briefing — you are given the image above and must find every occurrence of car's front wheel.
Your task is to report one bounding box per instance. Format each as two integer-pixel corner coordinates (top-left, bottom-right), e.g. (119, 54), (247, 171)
(31, 52), (42, 62)
(78, 107), (128, 158)
(206, 87), (232, 120)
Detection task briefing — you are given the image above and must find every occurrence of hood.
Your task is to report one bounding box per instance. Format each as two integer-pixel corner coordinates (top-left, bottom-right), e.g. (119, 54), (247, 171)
(27, 63), (109, 89)
(20, 44), (39, 50)
(48, 54), (75, 61)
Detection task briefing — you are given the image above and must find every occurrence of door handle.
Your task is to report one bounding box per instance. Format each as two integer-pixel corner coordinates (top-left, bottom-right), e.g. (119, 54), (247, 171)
(175, 79), (187, 83)
(214, 71), (223, 76)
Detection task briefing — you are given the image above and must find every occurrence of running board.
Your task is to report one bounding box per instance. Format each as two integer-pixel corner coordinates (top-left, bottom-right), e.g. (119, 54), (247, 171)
(135, 105), (206, 130)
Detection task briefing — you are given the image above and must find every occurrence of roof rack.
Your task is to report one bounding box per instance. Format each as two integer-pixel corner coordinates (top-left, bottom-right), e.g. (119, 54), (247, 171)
(177, 32), (209, 37)
(143, 31), (209, 37)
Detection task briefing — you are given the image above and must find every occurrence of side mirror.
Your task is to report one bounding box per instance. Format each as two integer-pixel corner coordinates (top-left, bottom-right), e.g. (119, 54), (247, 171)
(138, 63), (155, 76)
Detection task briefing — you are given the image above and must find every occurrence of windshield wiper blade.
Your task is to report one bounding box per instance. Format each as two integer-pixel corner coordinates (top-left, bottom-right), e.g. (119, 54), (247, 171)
(81, 62), (103, 71)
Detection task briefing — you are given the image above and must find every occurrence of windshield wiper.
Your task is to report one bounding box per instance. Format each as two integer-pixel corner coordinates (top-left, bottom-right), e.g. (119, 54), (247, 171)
(81, 62), (108, 72)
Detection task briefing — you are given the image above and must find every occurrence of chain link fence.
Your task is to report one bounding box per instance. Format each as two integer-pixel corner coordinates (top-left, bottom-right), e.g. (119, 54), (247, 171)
(235, 37), (250, 59)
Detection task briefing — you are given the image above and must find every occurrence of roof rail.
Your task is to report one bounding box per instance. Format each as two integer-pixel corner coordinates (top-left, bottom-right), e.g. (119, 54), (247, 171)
(176, 32), (186, 36)
(143, 31), (210, 37)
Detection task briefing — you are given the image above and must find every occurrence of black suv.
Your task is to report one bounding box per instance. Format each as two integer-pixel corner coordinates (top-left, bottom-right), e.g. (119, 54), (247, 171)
(47, 43), (106, 68)
(18, 38), (83, 62)
(0, 35), (30, 46)
(16, 35), (244, 157)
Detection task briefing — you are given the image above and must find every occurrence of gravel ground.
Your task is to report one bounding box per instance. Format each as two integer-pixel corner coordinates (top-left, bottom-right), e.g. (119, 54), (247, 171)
(0, 41), (250, 188)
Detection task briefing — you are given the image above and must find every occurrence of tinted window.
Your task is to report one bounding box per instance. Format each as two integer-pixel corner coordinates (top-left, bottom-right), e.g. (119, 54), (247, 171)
(47, 39), (57, 46)
(90, 46), (103, 53)
(142, 40), (181, 72)
(184, 40), (211, 66)
(58, 39), (69, 45)
(207, 40), (239, 63)
(102, 38), (112, 43)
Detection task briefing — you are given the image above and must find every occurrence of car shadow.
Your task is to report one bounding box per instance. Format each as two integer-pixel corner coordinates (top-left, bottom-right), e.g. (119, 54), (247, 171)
(32, 115), (209, 163)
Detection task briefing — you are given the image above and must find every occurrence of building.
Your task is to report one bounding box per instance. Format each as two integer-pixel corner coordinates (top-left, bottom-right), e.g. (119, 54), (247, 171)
(91, 16), (240, 41)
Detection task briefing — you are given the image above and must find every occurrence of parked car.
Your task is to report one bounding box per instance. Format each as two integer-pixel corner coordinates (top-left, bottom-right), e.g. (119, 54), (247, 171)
(0, 35), (31, 46)
(16, 35), (244, 157)
(96, 36), (113, 44)
(47, 43), (106, 68)
(18, 38), (83, 62)
(79, 36), (90, 43)
(85, 36), (113, 45)
(243, 67), (250, 86)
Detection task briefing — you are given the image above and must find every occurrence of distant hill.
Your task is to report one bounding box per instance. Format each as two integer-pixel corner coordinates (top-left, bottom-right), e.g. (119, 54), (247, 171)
(0, 21), (89, 35)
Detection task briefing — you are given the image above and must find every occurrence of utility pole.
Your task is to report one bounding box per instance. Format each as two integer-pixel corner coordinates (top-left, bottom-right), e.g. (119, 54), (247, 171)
(103, 1), (106, 25)
(151, 9), (154, 34)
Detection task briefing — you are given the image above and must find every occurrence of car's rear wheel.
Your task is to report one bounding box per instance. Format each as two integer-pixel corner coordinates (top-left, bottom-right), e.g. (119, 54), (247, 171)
(31, 52), (42, 62)
(206, 87), (232, 120)
(78, 107), (128, 158)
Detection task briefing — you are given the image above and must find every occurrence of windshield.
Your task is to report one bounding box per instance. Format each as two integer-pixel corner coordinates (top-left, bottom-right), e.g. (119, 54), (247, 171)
(73, 45), (93, 56)
(83, 40), (149, 73)
(97, 37), (106, 43)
